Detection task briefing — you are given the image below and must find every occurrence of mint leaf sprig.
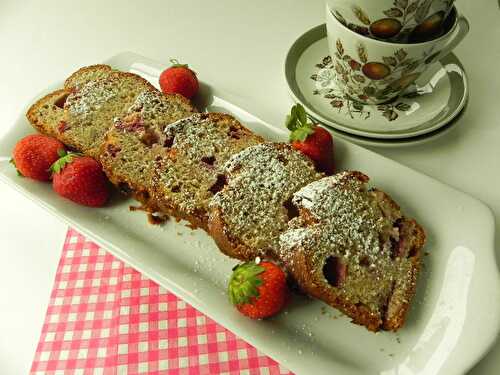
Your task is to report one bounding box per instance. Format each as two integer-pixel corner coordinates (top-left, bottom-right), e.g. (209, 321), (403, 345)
(285, 104), (315, 142)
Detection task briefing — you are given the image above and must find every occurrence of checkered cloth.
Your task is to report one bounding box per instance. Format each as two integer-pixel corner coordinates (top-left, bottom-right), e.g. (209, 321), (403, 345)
(31, 228), (292, 375)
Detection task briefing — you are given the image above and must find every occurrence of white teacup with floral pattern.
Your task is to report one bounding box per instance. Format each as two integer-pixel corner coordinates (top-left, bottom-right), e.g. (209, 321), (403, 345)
(328, 0), (455, 43)
(325, 4), (468, 105)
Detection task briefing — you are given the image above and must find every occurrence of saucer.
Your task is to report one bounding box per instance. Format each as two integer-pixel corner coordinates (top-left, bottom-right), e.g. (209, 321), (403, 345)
(308, 111), (463, 148)
(285, 24), (469, 140)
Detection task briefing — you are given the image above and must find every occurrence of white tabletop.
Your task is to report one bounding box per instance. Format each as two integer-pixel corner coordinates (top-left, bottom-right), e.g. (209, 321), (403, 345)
(0, 1), (498, 374)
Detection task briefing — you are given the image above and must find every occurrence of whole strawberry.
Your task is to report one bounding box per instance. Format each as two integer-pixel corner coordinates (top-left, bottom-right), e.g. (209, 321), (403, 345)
(159, 59), (199, 99)
(228, 261), (288, 319)
(286, 104), (335, 175)
(12, 134), (65, 181)
(51, 152), (110, 207)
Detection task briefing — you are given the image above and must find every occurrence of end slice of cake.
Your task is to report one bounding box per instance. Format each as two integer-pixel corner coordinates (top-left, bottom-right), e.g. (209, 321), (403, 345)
(58, 72), (157, 157)
(27, 64), (118, 138)
(279, 171), (425, 331)
(63, 64), (115, 89)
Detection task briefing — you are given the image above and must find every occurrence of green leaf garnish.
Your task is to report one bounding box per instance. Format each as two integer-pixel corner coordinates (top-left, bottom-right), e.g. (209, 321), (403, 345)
(228, 262), (265, 305)
(49, 150), (82, 174)
(285, 103), (316, 142)
(285, 114), (296, 131)
(290, 126), (315, 142)
(297, 105), (307, 126)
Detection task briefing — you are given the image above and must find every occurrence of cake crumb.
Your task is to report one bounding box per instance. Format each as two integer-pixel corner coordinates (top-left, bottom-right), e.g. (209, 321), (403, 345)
(129, 205), (169, 225)
(185, 222), (199, 230)
(147, 213), (168, 225)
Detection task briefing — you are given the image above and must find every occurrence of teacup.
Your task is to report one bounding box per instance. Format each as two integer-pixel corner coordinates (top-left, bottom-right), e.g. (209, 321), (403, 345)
(325, 4), (468, 104)
(327, 0), (455, 43)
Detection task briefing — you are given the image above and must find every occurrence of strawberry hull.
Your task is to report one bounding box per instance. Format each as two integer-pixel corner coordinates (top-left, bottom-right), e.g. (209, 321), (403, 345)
(286, 104), (335, 175)
(52, 156), (110, 207)
(159, 60), (199, 99)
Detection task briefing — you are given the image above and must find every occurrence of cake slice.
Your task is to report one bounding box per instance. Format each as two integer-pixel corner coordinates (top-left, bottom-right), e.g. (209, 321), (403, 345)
(278, 171), (426, 331)
(99, 90), (197, 206)
(57, 71), (156, 157)
(151, 113), (264, 230)
(27, 89), (71, 139)
(27, 64), (119, 143)
(208, 143), (322, 261)
(64, 64), (115, 89)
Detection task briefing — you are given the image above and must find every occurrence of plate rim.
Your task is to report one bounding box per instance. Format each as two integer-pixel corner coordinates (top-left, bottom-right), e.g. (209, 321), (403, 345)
(284, 24), (469, 140)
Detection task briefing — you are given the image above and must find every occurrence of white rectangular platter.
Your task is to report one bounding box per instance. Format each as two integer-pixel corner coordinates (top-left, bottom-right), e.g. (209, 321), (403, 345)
(0, 52), (499, 375)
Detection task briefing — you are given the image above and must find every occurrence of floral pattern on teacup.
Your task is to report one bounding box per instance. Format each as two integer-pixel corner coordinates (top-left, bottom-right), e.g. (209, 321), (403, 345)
(333, 0), (453, 43)
(329, 38), (438, 104)
(311, 55), (423, 122)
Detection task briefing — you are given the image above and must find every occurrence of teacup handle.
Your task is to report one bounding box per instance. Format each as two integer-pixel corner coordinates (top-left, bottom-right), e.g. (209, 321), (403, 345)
(431, 14), (470, 64)
(412, 14), (470, 89)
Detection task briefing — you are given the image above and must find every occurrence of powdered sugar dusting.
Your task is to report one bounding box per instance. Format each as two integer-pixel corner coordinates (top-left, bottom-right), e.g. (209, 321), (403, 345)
(129, 90), (162, 112)
(164, 114), (236, 160)
(278, 172), (419, 312)
(209, 143), (321, 254)
(153, 113), (262, 216)
(66, 80), (118, 118)
(281, 173), (389, 262)
(128, 90), (194, 123)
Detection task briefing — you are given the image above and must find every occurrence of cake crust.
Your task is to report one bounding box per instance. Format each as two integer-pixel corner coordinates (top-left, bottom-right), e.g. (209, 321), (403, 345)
(279, 171), (426, 331)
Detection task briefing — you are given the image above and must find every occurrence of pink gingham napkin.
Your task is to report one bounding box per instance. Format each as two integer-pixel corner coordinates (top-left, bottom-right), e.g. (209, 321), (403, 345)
(31, 228), (292, 375)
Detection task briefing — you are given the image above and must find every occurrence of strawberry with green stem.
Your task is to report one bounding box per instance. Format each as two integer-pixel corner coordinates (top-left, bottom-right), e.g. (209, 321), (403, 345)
(286, 104), (335, 175)
(159, 59), (199, 99)
(228, 261), (288, 319)
(51, 151), (110, 207)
